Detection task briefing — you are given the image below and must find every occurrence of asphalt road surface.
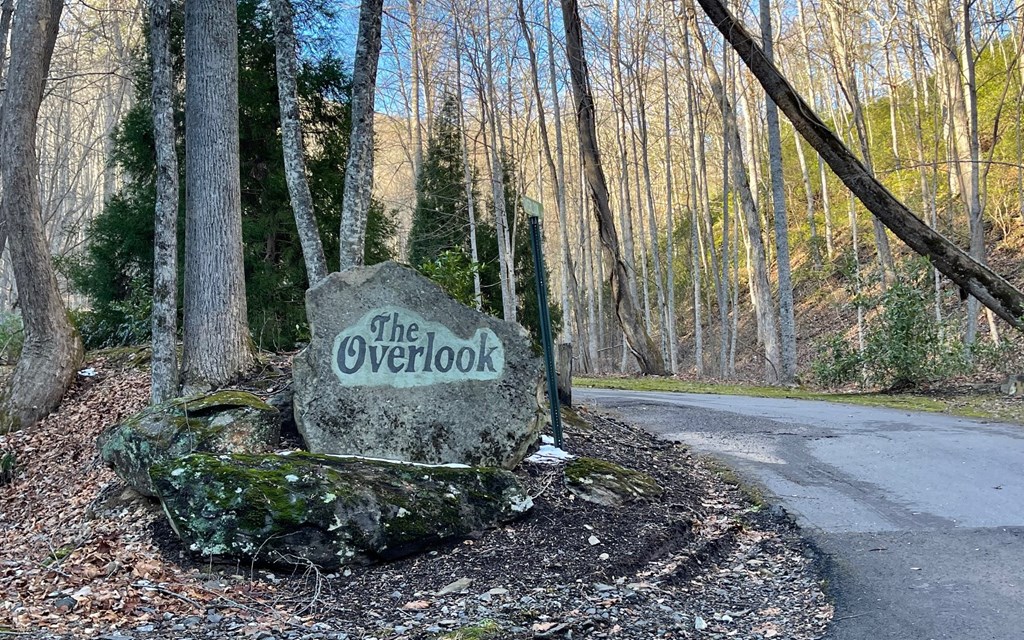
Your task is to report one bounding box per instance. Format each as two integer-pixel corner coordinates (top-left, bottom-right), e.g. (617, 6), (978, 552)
(575, 388), (1024, 640)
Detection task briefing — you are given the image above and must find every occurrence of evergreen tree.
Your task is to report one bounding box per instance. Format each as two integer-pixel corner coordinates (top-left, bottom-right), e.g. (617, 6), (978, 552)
(409, 94), (473, 268)
(70, 0), (396, 351)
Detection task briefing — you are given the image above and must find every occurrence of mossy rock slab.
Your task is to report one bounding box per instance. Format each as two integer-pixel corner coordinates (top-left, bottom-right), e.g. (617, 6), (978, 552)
(150, 452), (532, 569)
(563, 457), (663, 507)
(99, 391), (280, 496)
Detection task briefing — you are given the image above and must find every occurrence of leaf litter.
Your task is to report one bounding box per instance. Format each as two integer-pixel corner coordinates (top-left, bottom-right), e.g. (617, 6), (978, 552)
(0, 356), (833, 638)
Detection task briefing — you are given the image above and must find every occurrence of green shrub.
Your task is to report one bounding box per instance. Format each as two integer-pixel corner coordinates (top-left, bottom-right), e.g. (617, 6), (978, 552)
(813, 274), (973, 390)
(812, 332), (861, 388)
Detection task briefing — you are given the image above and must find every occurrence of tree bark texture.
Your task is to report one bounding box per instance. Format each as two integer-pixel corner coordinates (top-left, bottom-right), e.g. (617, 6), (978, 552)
(339, 0), (383, 270)
(0, 0), (83, 430)
(559, 0), (665, 375)
(182, 0), (254, 389)
(761, 0), (796, 384)
(150, 0), (180, 403)
(693, 0), (1024, 330)
(271, 0), (328, 285)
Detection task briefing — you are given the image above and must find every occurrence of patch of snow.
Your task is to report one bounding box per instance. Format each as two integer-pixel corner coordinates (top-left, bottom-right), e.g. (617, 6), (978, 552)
(525, 444), (576, 464)
(285, 474), (299, 482)
(319, 453), (470, 469)
(540, 434), (554, 445)
(170, 468), (185, 477)
(396, 507), (410, 518)
(509, 494), (533, 513)
(77, 367), (97, 377)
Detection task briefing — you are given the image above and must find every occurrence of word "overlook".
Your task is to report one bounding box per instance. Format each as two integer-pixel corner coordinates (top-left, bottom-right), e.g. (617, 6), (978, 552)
(330, 307), (505, 388)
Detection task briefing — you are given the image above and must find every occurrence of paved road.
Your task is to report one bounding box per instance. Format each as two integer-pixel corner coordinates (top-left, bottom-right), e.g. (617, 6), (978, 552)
(575, 388), (1024, 640)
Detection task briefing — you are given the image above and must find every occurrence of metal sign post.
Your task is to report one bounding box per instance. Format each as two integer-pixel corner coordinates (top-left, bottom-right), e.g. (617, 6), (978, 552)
(522, 196), (564, 449)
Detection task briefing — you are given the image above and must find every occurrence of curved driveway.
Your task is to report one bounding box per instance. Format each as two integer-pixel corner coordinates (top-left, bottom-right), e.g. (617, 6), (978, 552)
(575, 388), (1024, 640)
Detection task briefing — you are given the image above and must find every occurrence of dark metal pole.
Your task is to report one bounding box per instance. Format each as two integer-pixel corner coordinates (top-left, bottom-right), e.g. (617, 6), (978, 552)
(525, 201), (564, 448)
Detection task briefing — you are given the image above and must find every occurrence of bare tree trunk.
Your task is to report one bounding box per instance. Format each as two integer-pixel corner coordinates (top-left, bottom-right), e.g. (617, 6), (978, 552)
(662, 19), (679, 374)
(182, 0), (254, 389)
(823, 0), (896, 287)
(452, 12), (481, 310)
(560, 0), (665, 375)
(0, 0), (14, 258)
(482, 0), (517, 322)
(271, 0), (327, 285)
(634, 63), (670, 362)
(150, 0), (179, 403)
(339, 0), (384, 270)
(0, 0), (83, 430)
(516, 0), (586, 363)
(695, 0), (1024, 329)
(793, 133), (821, 268)
(694, 19), (780, 382)
(761, 0), (796, 384)
(795, 0), (832, 261)
(408, 0), (422, 177)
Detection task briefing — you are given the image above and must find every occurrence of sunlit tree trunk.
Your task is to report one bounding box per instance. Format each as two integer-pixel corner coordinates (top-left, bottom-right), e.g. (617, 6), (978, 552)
(451, 12), (481, 309)
(560, 0), (665, 375)
(696, 19), (781, 383)
(761, 0), (796, 383)
(339, 0), (384, 270)
(271, 0), (327, 285)
(0, 0), (83, 430)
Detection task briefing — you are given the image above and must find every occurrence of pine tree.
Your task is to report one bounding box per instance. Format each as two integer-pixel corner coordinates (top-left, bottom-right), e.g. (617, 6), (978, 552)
(409, 94), (474, 268)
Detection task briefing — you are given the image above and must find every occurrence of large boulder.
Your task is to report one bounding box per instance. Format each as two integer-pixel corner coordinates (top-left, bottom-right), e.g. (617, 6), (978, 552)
(293, 261), (544, 469)
(99, 391), (280, 496)
(150, 452), (533, 569)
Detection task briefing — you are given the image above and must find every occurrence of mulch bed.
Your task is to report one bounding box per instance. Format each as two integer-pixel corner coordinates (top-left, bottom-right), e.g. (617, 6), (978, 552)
(0, 355), (832, 639)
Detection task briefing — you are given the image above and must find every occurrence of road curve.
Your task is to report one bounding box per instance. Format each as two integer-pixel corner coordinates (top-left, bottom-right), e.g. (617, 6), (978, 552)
(575, 388), (1024, 640)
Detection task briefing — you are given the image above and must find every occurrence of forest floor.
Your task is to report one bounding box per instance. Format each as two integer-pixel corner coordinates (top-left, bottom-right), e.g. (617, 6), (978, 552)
(0, 352), (833, 639)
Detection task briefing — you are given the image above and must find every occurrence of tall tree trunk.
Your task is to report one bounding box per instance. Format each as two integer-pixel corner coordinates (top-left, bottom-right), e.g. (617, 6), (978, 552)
(408, 0), (422, 177)
(662, 19), (679, 374)
(150, 0), (180, 403)
(695, 20), (781, 383)
(694, 0), (1024, 329)
(182, 0), (254, 389)
(339, 0), (384, 270)
(634, 64), (670, 362)
(271, 0), (327, 285)
(482, 0), (517, 322)
(795, 0), (833, 261)
(0, 0), (83, 430)
(761, 0), (796, 384)
(0, 0), (15, 258)
(559, 0), (665, 375)
(516, 0), (586, 364)
(793, 132), (821, 268)
(452, 12), (482, 310)
(823, 0), (896, 287)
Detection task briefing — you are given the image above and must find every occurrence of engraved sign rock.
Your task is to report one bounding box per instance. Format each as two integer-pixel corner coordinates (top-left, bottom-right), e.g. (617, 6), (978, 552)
(331, 308), (504, 387)
(293, 262), (544, 469)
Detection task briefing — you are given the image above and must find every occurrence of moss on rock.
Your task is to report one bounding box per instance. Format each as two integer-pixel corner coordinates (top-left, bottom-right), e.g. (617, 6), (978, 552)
(151, 453), (532, 569)
(99, 391), (280, 496)
(564, 457), (663, 507)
